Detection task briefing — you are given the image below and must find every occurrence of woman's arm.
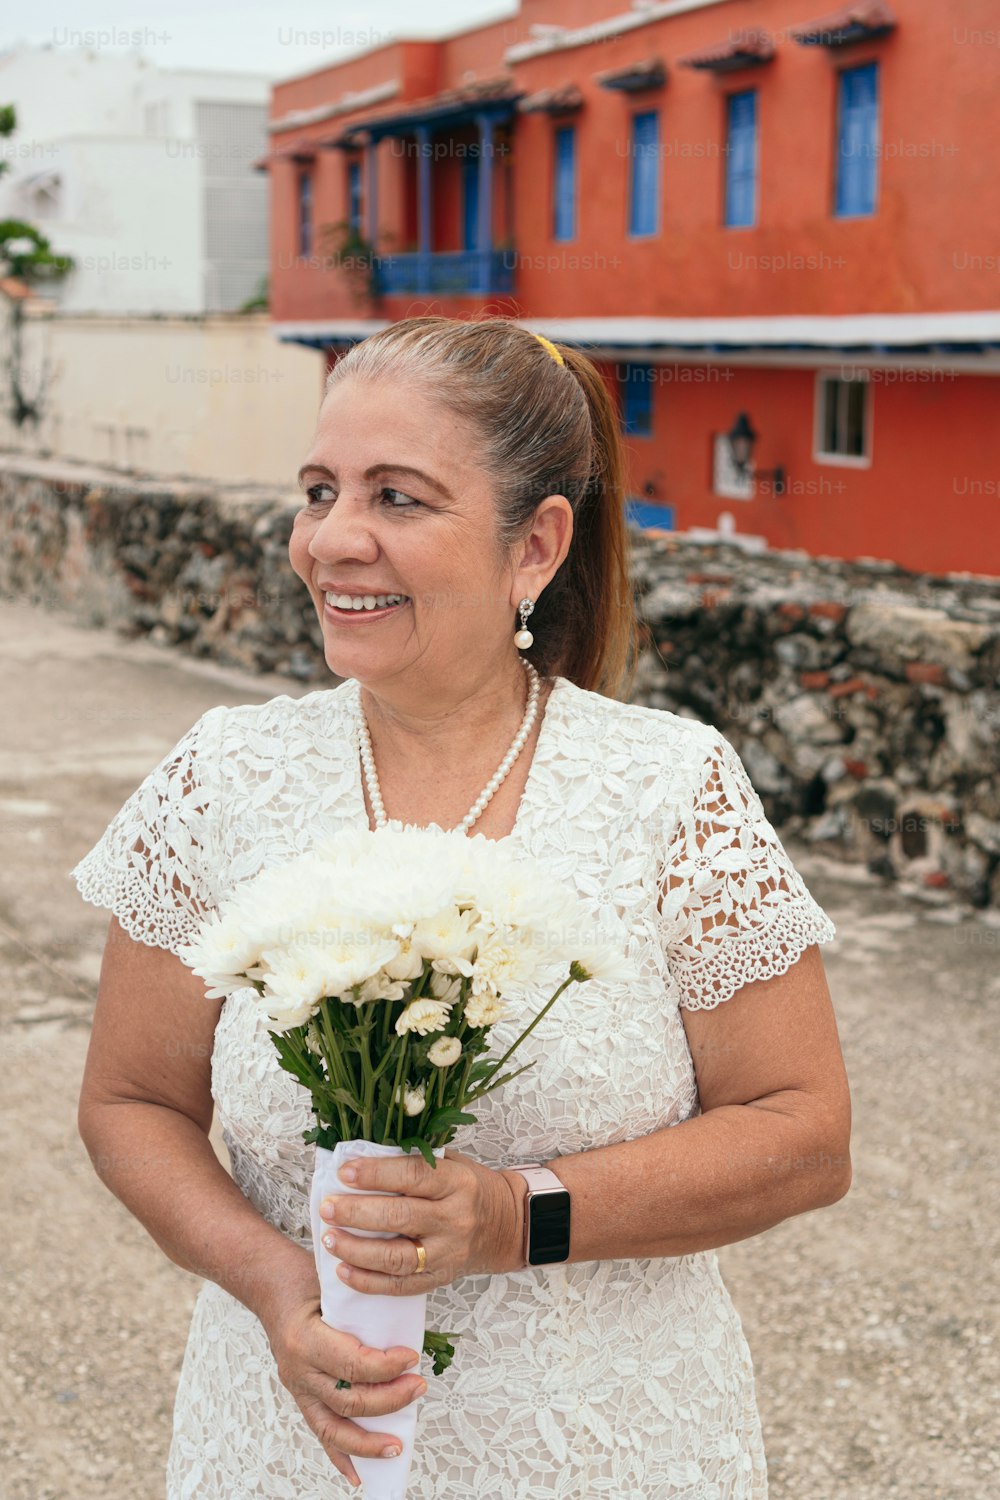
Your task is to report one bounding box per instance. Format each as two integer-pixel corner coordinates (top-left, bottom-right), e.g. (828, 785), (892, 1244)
(502, 942), (852, 1266)
(78, 914), (315, 1323)
(322, 942), (850, 1285)
(78, 915), (428, 1486)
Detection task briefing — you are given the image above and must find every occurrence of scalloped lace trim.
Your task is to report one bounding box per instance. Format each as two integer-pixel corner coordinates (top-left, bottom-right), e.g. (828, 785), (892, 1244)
(69, 705), (224, 957)
(657, 728), (836, 1010)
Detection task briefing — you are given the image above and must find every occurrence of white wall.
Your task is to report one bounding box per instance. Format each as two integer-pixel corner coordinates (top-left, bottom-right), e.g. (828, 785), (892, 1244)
(0, 47), (150, 141)
(30, 138), (204, 312)
(0, 45), (270, 314)
(0, 309), (325, 487)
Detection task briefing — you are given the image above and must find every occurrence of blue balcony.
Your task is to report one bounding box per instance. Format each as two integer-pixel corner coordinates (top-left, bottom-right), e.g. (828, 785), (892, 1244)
(372, 248), (515, 298)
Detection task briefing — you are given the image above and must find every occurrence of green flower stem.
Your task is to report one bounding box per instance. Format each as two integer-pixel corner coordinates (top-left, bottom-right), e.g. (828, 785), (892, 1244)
(466, 1056), (536, 1101)
(317, 1002), (353, 1138)
(453, 1043), (476, 1107)
(414, 1046), (451, 1139)
(358, 1005), (377, 1138)
(455, 975), (472, 1043)
(395, 1034), (411, 1141)
(369, 1042), (400, 1086)
(384, 1033), (409, 1145)
(282, 1028), (323, 1111)
(470, 971), (578, 1094)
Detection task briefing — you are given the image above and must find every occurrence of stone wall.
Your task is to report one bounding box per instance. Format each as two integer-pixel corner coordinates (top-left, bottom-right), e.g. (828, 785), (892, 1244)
(4, 454), (999, 909)
(630, 532), (1000, 909)
(0, 454), (319, 678)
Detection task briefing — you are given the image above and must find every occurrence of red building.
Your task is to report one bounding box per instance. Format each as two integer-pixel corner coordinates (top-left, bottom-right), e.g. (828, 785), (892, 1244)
(258, 0), (1000, 576)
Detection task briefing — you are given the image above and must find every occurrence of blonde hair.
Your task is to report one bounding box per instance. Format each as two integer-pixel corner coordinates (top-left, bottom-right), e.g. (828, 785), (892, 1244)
(324, 315), (638, 700)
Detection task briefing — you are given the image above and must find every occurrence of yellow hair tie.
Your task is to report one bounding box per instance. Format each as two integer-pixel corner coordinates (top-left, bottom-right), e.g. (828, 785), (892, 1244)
(532, 331), (565, 367)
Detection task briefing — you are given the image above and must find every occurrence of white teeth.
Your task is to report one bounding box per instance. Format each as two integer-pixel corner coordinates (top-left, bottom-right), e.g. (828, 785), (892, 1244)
(325, 592), (408, 611)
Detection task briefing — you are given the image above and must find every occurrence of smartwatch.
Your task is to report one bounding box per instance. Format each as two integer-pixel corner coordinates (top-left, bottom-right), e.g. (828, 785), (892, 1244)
(508, 1163), (571, 1266)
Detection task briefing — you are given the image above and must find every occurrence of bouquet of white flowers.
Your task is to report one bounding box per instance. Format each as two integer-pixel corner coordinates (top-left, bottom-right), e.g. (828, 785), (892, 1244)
(178, 822), (636, 1498)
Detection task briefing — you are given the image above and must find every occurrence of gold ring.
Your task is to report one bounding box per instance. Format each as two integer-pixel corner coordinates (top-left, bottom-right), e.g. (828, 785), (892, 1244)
(412, 1237), (427, 1274)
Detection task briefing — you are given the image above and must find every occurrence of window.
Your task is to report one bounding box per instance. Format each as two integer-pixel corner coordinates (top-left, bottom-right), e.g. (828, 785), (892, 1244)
(347, 160), (362, 231)
(834, 61), (878, 217)
(297, 170), (313, 257)
(619, 363), (654, 437)
(815, 374), (871, 463)
(628, 111), (659, 237)
(553, 125), (577, 241)
(625, 498), (675, 530)
(724, 90), (758, 228)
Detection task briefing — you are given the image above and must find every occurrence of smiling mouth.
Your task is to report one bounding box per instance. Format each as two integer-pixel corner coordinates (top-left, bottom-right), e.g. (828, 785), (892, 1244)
(323, 591), (411, 616)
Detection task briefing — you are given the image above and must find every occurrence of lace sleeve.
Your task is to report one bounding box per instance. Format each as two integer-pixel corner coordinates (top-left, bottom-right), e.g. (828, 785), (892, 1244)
(658, 728), (836, 1011)
(69, 705), (227, 958)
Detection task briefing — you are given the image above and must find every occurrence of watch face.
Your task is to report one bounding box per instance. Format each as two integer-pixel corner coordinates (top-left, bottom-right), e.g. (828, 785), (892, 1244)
(528, 1189), (571, 1265)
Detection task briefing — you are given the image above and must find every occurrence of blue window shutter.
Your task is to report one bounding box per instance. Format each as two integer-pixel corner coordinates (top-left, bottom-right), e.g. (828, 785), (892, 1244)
(629, 111), (659, 236)
(724, 90), (757, 228)
(625, 498), (675, 530)
(347, 161), (362, 230)
(554, 125), (577, 241)
(835, 62), (878, 217)
(462, 158), (480, 251)
(621, 363), (653, 436)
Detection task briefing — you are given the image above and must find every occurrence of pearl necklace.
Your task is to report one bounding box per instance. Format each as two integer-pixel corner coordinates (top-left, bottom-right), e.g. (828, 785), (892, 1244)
(358, 656), (542, 835)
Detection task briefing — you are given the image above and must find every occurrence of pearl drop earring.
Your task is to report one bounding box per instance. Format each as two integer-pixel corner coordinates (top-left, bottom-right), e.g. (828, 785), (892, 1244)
(514, 597), (535, 649)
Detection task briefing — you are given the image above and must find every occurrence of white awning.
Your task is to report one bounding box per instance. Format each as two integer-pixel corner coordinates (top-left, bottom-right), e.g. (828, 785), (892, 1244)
(273, 311), (1000, 367)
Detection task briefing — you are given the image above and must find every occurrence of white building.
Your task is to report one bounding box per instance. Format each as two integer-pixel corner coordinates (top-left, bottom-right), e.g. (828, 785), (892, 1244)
(0, 46), (271, 313)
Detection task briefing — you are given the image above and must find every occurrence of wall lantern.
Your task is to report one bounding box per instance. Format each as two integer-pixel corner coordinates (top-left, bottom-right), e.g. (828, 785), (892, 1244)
(726, 410), (786, 495)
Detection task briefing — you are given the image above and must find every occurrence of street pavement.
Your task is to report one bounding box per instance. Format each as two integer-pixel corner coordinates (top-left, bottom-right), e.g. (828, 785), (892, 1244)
(0, 597), (997, 1499)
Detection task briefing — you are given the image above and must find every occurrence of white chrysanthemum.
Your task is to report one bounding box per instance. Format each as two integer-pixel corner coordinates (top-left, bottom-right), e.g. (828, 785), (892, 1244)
(256, 948), (327, 1031)
(177, 908), (266, 998)
(343, 972), (411, 1006)
(395, 997), (451, 1037)
(265, 932), (398, 997)
(463, 989), (506, 1029)
(459, 845), (574, 933)
(257, 931), (401, 1033)
(429, 970), (463, 1005)
(314, 824), (469, 928)
(570, 940), (641, 985)
(263, 989), (323, 1033)
(181, 823), (640, 1045)
(427, 1035), (462, 1067)
(469, 928), (547, 998)
(410, 905), (478, 965)
(383, 935), (427, 983)
(429, 952), (475, 978)
(226, 854), (346, 947)
(394, 1083), (426, 1117)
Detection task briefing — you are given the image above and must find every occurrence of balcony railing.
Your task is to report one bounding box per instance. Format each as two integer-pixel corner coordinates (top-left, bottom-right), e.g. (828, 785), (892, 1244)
(372, 249), (515, 297)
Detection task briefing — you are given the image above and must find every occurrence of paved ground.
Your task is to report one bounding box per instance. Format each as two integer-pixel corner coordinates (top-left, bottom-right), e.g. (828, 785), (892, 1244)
(0, 597), (997, 1500)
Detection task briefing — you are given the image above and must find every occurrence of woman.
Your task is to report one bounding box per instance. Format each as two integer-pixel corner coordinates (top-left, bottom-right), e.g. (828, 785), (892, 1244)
(72, 315), (851, 1499)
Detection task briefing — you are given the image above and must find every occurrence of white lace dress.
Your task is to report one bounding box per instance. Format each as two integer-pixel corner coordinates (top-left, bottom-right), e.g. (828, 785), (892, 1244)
(71, 673), (836, 1500)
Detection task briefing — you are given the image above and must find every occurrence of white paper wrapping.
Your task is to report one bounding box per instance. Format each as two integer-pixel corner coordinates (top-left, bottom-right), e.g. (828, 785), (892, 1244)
(310, 1138), (445, 1500)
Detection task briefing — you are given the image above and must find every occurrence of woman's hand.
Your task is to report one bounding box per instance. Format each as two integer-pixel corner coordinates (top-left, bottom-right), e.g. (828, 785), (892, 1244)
(261, 1282), (428, 1490)
(318, 1147), (525, 1295)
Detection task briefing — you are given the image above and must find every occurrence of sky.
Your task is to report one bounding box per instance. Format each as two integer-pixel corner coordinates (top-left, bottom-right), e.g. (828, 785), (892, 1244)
(4, 0), (521, 80)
